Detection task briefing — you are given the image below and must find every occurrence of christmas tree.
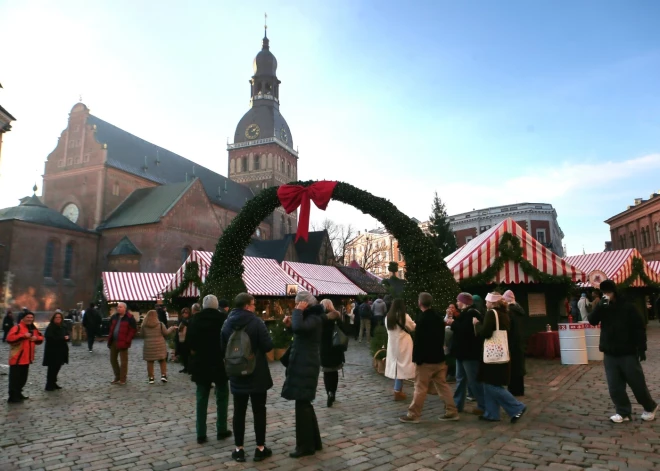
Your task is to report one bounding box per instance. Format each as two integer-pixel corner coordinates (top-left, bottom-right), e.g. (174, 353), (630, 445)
(428, 192), (457, 258)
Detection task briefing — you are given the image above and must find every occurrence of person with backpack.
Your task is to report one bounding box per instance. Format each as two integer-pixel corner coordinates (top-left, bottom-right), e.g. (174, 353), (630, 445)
(220, 293), (274, 463)
(281, 291), (324, 458)
(358, 297), (373, 343)
(187, 295), (232, 444)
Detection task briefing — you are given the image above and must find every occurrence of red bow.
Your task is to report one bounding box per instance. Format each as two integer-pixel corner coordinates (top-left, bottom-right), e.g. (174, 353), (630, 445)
(277, 181), (338, 242)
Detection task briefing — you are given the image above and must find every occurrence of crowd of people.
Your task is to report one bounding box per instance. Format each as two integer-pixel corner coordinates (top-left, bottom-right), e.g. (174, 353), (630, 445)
(3, 278), (658, 462)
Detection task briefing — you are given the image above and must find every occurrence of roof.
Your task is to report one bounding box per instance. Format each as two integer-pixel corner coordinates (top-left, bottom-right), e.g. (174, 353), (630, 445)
(109, 236), (142, 256)
(295, 231), (330, 264)
(282, 261), (366, 297)
(647, 260), (660, 275)
(0, 194), (92, 234)
(336, 266), (387, 294)
(444, 218), (585, 284)
(245, 235), (294, 262)
(102, 272), (173, 302)
(565, 249), (660, 287)
(98, 180), (193, 230)
(0, 103), (16, 122)
(163, 251), (304, 297)
(87, 115), (255, 213)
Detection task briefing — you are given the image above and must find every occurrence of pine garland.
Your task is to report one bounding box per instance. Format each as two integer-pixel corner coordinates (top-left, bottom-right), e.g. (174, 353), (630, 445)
(162, 261), (202, 304)
(619, 257), (660, 289)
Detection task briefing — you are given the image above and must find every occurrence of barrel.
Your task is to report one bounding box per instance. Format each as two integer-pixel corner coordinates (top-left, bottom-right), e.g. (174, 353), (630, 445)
(583, 323), (603, 361)
(558, 323), (588, 365)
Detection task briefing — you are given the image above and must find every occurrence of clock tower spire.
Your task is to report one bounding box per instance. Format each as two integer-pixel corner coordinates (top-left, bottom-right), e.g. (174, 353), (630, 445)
(227, 26), (298, 239)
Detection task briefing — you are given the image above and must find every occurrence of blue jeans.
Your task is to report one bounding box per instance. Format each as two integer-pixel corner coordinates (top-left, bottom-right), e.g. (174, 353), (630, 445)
(394, 379), (403, 392)
(454, 359), (485, 411)
(482, 383), (526, 420)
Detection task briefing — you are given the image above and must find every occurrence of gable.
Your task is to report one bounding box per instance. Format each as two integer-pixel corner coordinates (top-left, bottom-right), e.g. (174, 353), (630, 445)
(161, 179), (222, 236)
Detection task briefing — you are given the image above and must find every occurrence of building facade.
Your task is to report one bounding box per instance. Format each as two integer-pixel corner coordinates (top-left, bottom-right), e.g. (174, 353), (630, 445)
(606, 192), (660, 261)
(0, 84), (16, 168)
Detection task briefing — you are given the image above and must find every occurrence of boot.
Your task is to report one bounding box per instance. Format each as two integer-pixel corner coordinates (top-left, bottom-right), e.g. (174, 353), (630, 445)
(327, 391), (335, 407)
(394, 390), (407, 401)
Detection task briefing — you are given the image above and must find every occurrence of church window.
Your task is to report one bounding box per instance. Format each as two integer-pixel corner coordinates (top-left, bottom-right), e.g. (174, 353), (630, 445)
(83, 153), (90, 163)
(57, 160), (65, 168)
(112, 182), (119, 196)
(265, 83), (272, 94)
(262, 181), (268, 189)
(44, 241), (55, 278)
(286, 162), (291, 177)
(242, 157), (248, 172)
(254, 154), (260, 170)
(67, 158), (73, 166)
(75, 155), (82, 164)
(63, 243), (74, 279)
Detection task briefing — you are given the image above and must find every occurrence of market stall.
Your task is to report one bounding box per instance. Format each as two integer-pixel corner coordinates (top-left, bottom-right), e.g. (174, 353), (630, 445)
(102, 271), (173, 302)
(281, 261), (366, 298)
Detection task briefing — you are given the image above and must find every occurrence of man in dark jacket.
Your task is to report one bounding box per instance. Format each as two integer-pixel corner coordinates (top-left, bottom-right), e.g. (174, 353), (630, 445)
(187, 295), (232, 444)
(156, 303), (168, 327)
(448, 292), (485, 414)
(220, 293), (274, 463)
(503, 290), (527, 397)
(401, 292), (459, 423)
(82, 302), (101, 352)
(281, 291), (324, 458)
(358, 298), (372, 343)
(589, 280), (657, 423)
(106, 303), (137, 385)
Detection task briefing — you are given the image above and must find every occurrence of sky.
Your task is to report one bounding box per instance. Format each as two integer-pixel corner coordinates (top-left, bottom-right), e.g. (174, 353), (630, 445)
(1, 0), (659, 255)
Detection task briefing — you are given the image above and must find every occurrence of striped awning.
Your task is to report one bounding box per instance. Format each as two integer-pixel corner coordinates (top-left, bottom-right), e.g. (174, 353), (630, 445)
(162, 251), (304, 297)
(564, 249), (659, 287)
(647, 260), (660, 275)
(102, 272), (173, 302)
(444, 218), (586, 284)
(282, 261), (366, 296)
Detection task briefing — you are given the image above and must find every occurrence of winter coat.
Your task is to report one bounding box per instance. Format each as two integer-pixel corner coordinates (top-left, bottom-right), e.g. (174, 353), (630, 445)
(412, 308), (445, 365)
(589, 297), (646, 356)
(507, 303), (527, 377)
(385, 314), (416, 380)
(187, 308), (228, 385)
(449, 306), (482, 361)
(7, 322), (44, 366)
(3, 314), (14, 332)
(372, 299), (387, 318)
(42, 323), (69, 367)
(359, 302), (372, 320)
(107, 313), (137, 350)
(476, 308), (511, 386)
(281, 304), (324, 402)
(140, 322), (176, 361)
(320, 311), (345, 370)
(82, 308), (102, 333)
(220, 308), (274, 395)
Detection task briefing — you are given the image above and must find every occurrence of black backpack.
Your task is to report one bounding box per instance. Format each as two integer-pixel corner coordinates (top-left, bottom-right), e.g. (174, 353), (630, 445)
(224, 324), (256, 376)
(359, 303), (372, 319)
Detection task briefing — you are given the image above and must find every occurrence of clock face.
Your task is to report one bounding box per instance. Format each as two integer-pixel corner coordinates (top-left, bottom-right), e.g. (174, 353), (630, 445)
(280, 127), (288, 143)
(245, 123), (260, 140)
(62, 203), (79, 223)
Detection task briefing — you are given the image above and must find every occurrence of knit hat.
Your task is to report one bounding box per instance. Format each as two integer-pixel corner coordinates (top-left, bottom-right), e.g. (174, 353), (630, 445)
(599, 280), (617, 293)
(485, 292), (503, 303)
(503, 290), (516, 303)
(457, 292), (473, 305)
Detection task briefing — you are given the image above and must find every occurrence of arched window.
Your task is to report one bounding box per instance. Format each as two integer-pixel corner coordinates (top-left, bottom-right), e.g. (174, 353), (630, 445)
(641, 229), (647, 248)
(286, 162), (291, 177)
(112, 181), (120, 196)
(254, 154), (260, 170)
(44, 240), (55, 278)
(656, 224), (660, 244)
(63, 243), (74, 279)
(241, 157), (248, 172)
(181, 246), (191, 263)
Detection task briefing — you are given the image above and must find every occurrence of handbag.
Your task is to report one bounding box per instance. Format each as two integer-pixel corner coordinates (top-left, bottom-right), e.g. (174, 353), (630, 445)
(483, 309), (510, 364)
(332, 322), (349, 351)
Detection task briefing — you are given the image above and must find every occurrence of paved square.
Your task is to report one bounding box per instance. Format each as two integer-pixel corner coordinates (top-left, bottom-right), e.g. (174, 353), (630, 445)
(1, 324), (659, 470)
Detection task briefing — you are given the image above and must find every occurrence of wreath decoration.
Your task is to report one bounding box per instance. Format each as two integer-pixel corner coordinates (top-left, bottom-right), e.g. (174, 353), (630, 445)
(619, 257), (660, 289)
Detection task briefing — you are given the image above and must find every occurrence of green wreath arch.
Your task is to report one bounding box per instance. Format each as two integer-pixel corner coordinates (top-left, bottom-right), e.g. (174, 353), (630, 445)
(166, 181), (460, 311)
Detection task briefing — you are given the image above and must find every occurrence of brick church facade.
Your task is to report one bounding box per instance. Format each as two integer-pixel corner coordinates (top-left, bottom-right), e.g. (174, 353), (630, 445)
(0, 30), (298, 312)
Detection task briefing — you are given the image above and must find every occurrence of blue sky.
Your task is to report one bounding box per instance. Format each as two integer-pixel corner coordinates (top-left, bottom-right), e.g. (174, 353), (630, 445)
(0, 0), (658, 255)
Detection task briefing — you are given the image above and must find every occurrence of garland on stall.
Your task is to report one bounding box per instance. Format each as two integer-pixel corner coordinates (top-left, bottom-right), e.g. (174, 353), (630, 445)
(187, 181), (461, 312)
(162, 261), (202, 304)
(460, 232), (574, 288)
(619, 257), (660, 289)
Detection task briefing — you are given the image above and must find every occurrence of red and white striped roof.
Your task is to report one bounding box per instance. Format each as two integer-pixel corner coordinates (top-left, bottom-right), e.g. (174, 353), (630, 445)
(647, 260), (660, 275)
(163, 251), (305, 297)
(282, 261), (366, 296)
(102, 272), (173, 302)
(444, 218), (586, 284)
(565, 249), (659, 287)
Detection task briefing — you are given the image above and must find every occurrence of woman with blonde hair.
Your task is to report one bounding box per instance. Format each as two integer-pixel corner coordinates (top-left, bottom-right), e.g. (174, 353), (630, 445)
(319, 299), (345, 407)
(140, 310), (177, 384)
(384, 298), (416, 401)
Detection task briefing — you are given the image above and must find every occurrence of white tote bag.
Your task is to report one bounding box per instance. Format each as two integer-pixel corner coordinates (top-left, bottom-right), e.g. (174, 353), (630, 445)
(483, 309), (510, 364)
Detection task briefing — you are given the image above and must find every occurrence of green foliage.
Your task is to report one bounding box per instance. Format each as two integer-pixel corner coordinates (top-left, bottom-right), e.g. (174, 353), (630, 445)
(460, 232), (574, 289)
(269, 320), (292, 349)
(427, 192), (457, 258)
(620, 257), (660, 289)
(162, 262), (202, 307)
(388, 262), (399, 274)
(370, 325), (389, 358)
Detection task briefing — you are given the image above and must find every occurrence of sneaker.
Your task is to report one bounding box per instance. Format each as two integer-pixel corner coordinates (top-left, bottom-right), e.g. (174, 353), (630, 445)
(254, 446), (272, 462)
(20, 394), (29, 400)
(641, 405), (658, 422)
(161, 375), (168, 383)
(439, 413), (459, 422)
(466, 396), (476, 402)
(399, 414), (420, 424)
(54, 384), (62, 390)
(232, 448), (246, 463)
(511, 406), (527, 424)
(88, 350), (93, 353)
(148, 377), (155, 384)
(110, 379), (120, 384)
(609, 414), (631, 423)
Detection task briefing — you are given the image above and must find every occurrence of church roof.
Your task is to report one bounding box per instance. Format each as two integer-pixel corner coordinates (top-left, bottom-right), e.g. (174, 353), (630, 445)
(245, 235), (295, 262)
(0, 194), (91, 233)
(109, 236), (142, 256)
(87, 115), (255, 213)
(295, 230), (330, 264)
(98, 180), (195, 230)
(336, 266), (388, 295)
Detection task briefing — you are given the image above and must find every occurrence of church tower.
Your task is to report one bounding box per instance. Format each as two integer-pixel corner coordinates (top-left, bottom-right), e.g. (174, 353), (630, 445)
(228, 27), (298, 239)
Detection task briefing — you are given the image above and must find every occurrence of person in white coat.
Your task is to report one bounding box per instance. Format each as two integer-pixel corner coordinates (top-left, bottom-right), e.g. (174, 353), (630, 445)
(385, 298), (416, 401)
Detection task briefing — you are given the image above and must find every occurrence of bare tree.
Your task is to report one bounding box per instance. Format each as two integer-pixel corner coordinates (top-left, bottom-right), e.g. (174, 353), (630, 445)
(342, 233), (381, 271)
(312, 219), (355, 265)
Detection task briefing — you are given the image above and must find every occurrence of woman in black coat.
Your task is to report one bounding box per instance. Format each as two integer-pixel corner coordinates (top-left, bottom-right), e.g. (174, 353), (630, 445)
(282, 292), (324, 458)
(320, 299), (345, 407)
(503, 290), (527, 396)
(43, 311), (69, 391)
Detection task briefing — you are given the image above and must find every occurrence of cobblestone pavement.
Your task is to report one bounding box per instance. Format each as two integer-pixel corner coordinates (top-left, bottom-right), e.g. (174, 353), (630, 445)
(1, 323), (660, 471)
